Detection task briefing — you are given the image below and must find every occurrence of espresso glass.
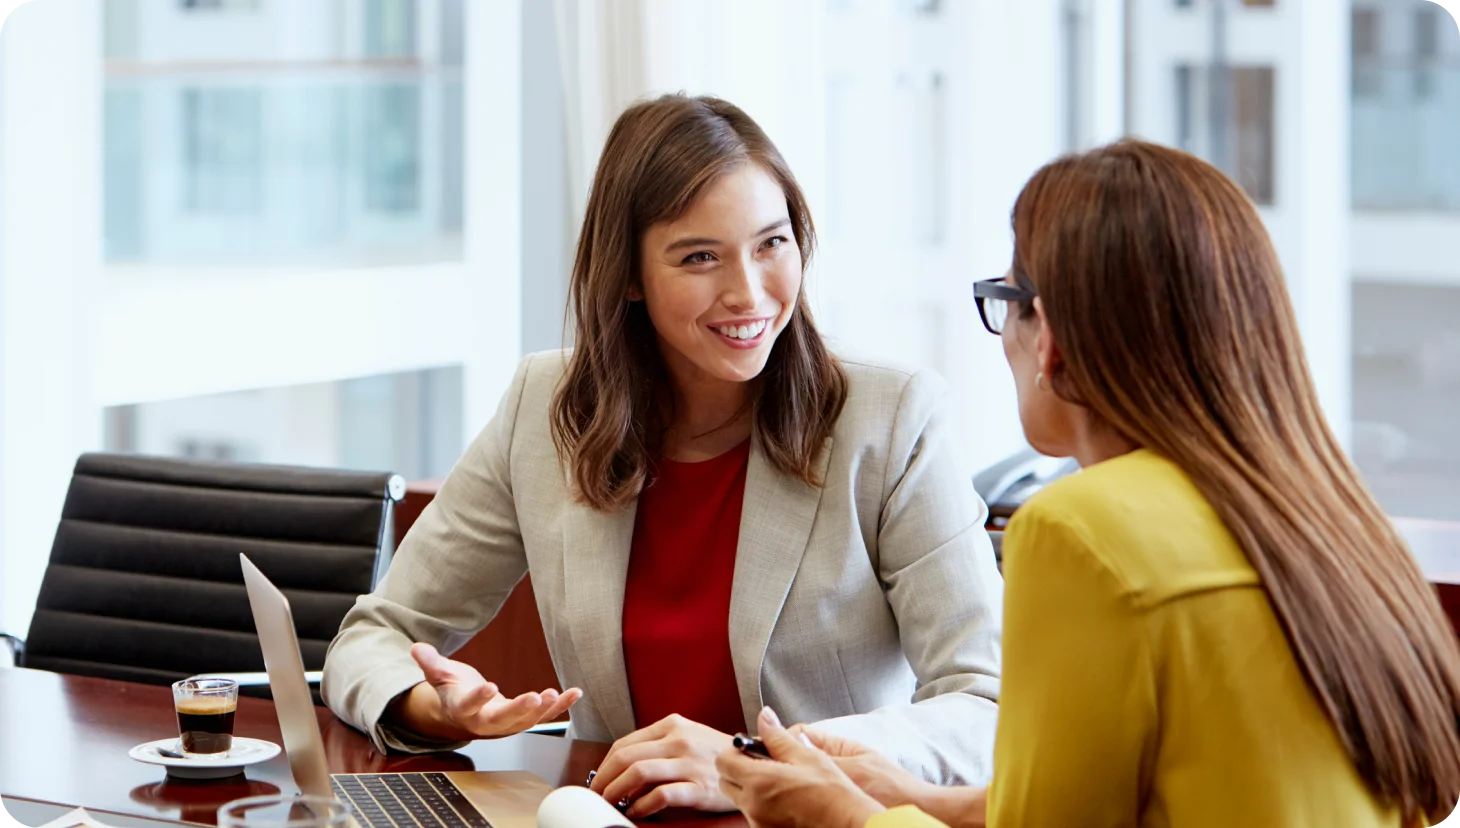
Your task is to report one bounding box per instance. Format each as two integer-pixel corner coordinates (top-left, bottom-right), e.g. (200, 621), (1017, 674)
(218, 796), (352, 828)
(172, 677), (239, 757)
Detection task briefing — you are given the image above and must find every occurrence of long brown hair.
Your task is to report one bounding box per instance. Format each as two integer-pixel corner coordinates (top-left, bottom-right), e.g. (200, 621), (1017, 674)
(551, 94), (846, 511)
(1012, 139), (1460, 823)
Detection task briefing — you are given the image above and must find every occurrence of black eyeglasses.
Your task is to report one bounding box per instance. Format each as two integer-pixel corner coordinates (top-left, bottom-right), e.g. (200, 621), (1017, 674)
(972, 278), (1036, 335)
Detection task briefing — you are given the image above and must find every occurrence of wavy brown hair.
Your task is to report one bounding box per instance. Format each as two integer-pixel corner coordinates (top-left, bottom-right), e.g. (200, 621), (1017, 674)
(551, 94), (846, 511)
(1012, 139), (1460, 823)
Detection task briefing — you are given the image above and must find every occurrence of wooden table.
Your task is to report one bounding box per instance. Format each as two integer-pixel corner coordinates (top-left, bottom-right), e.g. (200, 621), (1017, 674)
(0, 669), (744, 827)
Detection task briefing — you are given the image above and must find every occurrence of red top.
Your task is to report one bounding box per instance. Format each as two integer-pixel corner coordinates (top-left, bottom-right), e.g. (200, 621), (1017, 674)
(621, 438), (751, 735)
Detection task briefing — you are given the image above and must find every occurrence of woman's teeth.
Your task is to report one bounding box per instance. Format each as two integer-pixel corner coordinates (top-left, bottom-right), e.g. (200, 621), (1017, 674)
(715, 320), (768, 340)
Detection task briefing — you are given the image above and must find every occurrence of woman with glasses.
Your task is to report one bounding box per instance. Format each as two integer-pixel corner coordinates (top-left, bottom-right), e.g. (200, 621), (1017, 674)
(324, 94), (1004, 820)
(715, 139), (1460, 828)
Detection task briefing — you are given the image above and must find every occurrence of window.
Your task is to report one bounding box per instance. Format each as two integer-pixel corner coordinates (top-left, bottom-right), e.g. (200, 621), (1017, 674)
(902, 0), (940, 14)
(181, 0), (261, 10)
(104, 367), (465, 481)
(1353, 9), (1381, 60)
(894, 71), (946, 245)
(1351, 0), (1460, 211)
(182, 88), (263, 215)
(1415, 6), (1440, 60)
(1352, 283), (1460, 521)
(101, 0), (465, 266)
(365, 0), (417, 59)
(1230, 66), (1276, 204)
(363, 85), (423, 215)
(1412, 4), (1442, 99)
(1175, 64), (1276, 205)
(1353, 9), (1383, 98)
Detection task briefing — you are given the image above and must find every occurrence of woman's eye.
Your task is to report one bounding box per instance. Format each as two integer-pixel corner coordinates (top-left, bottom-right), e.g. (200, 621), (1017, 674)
(682, 251), (715, 265)
(763, 235), (788, 250)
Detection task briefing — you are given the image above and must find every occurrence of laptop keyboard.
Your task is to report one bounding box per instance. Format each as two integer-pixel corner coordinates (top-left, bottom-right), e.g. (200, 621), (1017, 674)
(332, 772), (493, 828)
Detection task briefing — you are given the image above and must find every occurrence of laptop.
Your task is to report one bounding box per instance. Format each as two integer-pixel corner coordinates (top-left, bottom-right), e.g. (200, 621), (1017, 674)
(239, 553), (553, 828)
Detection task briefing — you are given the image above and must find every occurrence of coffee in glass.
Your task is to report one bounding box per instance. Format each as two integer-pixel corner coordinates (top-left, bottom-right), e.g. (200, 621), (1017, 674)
(172, 677), (240, 756)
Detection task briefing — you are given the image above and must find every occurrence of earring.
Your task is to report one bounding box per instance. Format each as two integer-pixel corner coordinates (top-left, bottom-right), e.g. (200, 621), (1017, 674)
(1035, 371), (1046, 391)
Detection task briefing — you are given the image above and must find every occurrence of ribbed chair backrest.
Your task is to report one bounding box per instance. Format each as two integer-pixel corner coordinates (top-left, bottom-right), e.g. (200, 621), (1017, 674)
(22, 453), (405, 690)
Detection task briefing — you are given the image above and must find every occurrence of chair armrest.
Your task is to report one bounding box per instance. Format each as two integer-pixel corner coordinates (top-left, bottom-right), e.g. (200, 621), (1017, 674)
(188, 671), (321, 686)
(1, 633), (23, 666)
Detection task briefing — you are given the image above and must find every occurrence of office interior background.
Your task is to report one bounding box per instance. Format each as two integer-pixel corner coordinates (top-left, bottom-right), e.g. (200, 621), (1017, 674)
(0, 0), (1456, 638)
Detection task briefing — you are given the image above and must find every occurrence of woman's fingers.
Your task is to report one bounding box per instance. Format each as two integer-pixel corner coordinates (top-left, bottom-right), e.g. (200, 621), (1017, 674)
(600, 712), (679, 757)
(624, 780), (705, 819)
(411, 643), (454, 684)
(714, 744), (762, 787)
(600, 757), (688, 808)
(590, 739), (670, 794)
(800, 726), (870, 758)
(477, 690), (546, 732)
(756, 707), (816, 763)
(447, 678), (501, 714)
(408, 643), (579, 738)
(536, 687), (582, 724)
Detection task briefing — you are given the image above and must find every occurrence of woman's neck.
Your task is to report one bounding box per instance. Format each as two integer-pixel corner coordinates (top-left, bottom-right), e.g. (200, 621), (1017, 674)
(1070, 417), (1141, 468)
(661, 367), (756, 462)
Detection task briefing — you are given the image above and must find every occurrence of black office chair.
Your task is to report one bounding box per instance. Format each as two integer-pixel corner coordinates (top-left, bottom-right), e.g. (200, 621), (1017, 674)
(2, 453), (404, 700)
(973, 448), (1080, 530)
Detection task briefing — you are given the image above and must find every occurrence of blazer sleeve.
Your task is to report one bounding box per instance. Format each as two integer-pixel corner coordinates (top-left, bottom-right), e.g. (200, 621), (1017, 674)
(321, 355), (536, 754)
(811, 369), (1004, 786)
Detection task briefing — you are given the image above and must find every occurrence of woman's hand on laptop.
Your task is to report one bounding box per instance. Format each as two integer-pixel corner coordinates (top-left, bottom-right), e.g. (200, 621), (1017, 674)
(396, 643), (582, 740)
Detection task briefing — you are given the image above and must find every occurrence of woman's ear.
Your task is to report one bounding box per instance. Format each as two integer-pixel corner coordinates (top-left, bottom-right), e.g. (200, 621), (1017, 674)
(1032, 297), (1063, 381)
(626, 282), (644, 302)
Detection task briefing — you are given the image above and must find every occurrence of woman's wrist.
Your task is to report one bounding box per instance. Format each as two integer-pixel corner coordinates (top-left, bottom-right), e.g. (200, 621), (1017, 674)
(386, 682), (475, 743)
(891, 780), (986, 828)
(834, 790), (886, 828)
(913, 784), (987, 828)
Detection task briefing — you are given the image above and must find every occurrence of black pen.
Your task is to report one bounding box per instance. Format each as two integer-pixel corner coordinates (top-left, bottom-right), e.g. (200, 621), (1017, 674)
(733, 732), (772, 759)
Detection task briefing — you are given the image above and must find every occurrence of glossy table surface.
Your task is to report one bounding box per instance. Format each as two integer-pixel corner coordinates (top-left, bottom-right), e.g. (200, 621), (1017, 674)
(0, 669), (743, 827)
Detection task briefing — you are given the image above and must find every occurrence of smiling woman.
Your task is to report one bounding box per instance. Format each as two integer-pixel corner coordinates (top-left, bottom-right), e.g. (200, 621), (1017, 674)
(555, 95), (847, 503)
(322, 93), (1004, 821)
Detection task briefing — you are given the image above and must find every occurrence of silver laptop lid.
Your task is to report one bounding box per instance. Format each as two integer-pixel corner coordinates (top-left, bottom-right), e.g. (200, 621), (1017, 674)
(240, 553), (334, 798)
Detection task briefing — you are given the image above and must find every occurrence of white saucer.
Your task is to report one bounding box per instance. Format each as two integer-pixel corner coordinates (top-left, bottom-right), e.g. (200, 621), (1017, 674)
(128, 737), (281, 780)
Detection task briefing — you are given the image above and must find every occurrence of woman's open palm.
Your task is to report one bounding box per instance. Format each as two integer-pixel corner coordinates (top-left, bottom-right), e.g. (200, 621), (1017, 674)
(410, 643), (581, 737)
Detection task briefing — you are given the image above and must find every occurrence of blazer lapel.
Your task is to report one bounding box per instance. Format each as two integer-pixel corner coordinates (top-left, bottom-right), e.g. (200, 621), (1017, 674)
(728, 434), (833, 731)
(561, 497), (638, 739)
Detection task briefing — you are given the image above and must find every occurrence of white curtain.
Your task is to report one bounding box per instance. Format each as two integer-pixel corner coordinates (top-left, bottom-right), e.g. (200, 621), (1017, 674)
(551, 0), (827, 225)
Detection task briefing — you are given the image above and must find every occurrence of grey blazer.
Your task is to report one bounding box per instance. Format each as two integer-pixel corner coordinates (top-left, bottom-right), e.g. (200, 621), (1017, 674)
(322, 350), (1003, 785)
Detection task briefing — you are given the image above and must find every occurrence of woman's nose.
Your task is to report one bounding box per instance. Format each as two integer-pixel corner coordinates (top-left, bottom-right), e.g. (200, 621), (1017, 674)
(721, 261), (766, 311)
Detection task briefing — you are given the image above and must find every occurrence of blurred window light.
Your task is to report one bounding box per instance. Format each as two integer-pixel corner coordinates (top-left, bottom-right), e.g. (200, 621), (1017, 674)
(1352, 282), (1460, 521)
(103, 366), (465, 481)
(1351, 0), (1460, 211)
(100, 0), (464, 267)
(1175, 63), (1276, 205)
(180, 0), (261, 10)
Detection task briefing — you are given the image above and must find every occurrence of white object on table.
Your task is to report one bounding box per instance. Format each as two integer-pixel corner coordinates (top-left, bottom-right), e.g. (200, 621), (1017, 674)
(127, 737), (281, 780)
(536, 786), (634, 828)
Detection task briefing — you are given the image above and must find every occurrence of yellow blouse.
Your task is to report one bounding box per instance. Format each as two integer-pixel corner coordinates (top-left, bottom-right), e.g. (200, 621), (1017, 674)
(871, 449), (1402, 828)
